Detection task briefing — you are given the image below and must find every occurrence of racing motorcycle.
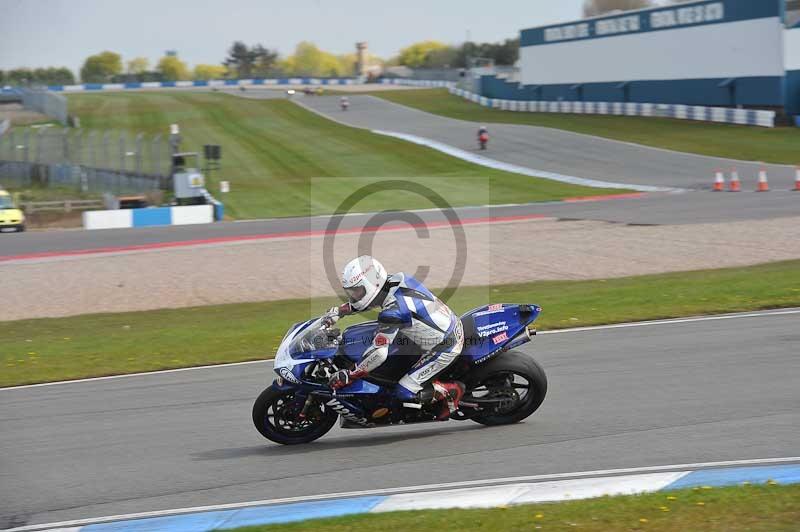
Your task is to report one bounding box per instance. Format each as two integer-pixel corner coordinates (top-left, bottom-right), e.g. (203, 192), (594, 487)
(478, 131), (489, 150)
(252, 303), (547, 445)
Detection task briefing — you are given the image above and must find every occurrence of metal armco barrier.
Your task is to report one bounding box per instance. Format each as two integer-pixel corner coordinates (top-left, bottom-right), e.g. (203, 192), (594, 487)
(378, 79), (777, 128)
(46, 77), (358, 92)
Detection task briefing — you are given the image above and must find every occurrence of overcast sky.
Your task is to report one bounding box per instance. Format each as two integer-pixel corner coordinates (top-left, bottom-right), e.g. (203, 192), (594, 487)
(0, 0), (587, 73)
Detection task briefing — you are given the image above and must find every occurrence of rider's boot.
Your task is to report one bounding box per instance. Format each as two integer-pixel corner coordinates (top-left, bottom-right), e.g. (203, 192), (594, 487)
(395, 380), (464, 420)
(417, 380), (465, 420)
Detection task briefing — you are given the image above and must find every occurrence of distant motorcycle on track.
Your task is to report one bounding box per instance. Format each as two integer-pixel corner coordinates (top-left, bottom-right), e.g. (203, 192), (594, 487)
(478, 127), (489, 150)
(252, 303), (547, 445)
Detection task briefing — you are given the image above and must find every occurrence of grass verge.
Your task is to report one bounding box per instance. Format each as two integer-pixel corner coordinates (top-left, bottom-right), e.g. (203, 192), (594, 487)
(66, 92), (618, 219)
(2, 260), (799, 387)
(373, 89), (800, 165)
(223, 483), (800, 532)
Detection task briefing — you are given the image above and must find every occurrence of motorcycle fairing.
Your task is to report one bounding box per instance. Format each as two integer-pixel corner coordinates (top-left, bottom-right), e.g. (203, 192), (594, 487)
(274, 319), (328, 386)
(459, 304), (540, 363)
(273, 303), (540, 390)
(337, 379), (382, 394)
(340, 321), (413, 363)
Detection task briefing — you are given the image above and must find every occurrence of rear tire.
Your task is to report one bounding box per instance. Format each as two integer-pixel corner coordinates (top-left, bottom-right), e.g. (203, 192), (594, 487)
(465, 351), (547, 426)
(252, 386), (338, 445)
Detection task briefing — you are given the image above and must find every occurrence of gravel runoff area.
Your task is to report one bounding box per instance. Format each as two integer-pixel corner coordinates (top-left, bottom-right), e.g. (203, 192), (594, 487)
(0, 103), (50, 126)
(3, 216), (800, 321)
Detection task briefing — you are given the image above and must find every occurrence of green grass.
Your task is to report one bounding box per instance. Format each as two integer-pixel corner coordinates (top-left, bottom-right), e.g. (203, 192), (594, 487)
(2, 260), (799, 388)
(224, 483), (800, 532)
(7, 185), (102, 202)
(66, 92), (617, 219)
(374, 89), (800, 165)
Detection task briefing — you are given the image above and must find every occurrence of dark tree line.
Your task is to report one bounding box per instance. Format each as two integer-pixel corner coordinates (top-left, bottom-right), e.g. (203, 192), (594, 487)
(1, 67), (75, 86)
(224, 41), (280, 78)
(394, 39), (520, 70)
(2, 36), (520, 87)
(458, 39), (519, 68)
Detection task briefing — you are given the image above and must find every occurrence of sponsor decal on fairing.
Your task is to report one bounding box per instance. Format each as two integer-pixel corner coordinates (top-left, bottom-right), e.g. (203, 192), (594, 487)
(326, 398), (373, 426)
(277, 367), (301, 384)
(473, 304), (505, 318)
(476, 321), (509, 338)
(492, 332), (509, 345)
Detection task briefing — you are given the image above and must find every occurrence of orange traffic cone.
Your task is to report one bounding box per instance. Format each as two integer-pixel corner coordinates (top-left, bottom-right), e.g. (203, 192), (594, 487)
(794, 167), (800, 191)
(712, 170), (725, 192)
(729, 168), (741, 192)
(756, 169), (769, 192)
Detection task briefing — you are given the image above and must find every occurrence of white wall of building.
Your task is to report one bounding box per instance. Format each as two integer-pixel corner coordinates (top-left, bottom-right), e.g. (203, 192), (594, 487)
(785, 27), (800, 70)
(520, 17), (784, 85)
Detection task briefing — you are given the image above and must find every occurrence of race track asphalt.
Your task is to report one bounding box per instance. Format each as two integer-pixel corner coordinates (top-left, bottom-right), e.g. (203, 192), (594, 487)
(4, 191), (800, 259)
(2, 89), (798, 257)
(2, 310), (797, 528)
(298, 94), (797, 191)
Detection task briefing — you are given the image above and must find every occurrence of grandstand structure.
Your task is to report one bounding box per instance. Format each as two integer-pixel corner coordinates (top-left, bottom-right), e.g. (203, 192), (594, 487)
(479, 0), (800, 118)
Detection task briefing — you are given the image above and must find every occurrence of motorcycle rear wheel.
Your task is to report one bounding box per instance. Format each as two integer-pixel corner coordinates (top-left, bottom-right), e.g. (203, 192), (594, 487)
(252, 386), (338, 445)
(465, 351), (547, 426)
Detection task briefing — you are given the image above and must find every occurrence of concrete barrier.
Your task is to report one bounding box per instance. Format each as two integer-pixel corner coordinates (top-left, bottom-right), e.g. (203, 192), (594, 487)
(83, 205), (214, 230)
(171, 204), (214, 225)
(83, 209), (133, 230)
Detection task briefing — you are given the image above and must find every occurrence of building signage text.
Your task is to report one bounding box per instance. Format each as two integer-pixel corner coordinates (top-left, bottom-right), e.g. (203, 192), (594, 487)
(543, 2), (725, 43)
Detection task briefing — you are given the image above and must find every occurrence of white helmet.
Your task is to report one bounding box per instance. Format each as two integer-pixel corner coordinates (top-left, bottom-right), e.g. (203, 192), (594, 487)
(341, 256), (387, 311)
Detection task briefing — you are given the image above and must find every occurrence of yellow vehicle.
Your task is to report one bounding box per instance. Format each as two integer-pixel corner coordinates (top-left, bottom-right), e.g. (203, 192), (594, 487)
(0, 189), (25, 232)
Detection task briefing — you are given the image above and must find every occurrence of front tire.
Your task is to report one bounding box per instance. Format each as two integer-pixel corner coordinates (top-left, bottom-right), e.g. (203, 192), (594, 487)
(465, 351), (547, 426)
(252, 386), (338, 445)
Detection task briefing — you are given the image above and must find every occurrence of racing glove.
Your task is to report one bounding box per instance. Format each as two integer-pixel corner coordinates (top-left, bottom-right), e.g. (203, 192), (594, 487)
(322, 303), (353, 328)
(328, 369), (352, 390)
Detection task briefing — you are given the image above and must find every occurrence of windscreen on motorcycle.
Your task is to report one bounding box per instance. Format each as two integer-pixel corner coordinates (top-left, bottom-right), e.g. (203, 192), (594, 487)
(283, 318), (329, 356)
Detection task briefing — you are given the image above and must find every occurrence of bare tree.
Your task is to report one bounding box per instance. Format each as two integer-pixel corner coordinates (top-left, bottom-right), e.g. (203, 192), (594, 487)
(583, 0), (654, 17)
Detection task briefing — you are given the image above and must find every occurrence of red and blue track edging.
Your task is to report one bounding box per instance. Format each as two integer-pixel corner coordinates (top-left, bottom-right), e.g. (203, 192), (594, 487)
(1, 190), (646, 264)
(10, 460), (800, 532)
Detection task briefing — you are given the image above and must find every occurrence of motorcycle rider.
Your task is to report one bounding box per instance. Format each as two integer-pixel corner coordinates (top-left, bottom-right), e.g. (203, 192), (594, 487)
(324, 256), (465, 420)
(477, 125), (489, 148)
(340, 96), (350, 110)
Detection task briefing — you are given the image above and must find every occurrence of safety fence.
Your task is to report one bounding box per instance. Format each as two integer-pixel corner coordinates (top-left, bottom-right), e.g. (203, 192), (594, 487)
(0, 127), (169, 193)
(0, 162), (165, 194)
(379, 79), (777, 128)
(0, 126), (170, 175)
(380, 79), (455, 89)
(46, 77), (358, 92)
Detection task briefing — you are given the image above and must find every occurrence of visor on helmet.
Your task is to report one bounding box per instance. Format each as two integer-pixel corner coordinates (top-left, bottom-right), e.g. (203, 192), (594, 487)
(344, 285), (367, 304)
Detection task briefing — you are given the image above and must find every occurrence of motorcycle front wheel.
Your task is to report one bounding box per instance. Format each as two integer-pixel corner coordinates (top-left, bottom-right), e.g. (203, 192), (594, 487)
(252, 386), (338, 445)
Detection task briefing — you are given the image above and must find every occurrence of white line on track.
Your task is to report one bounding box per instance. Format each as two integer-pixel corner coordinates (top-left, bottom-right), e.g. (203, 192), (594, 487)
(1, 307), (797, 392)
(293, 99), (671, 192)
(537, 308), (800, 335)
(8, 456), (800, 532)
(364, 94), (794, 170)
